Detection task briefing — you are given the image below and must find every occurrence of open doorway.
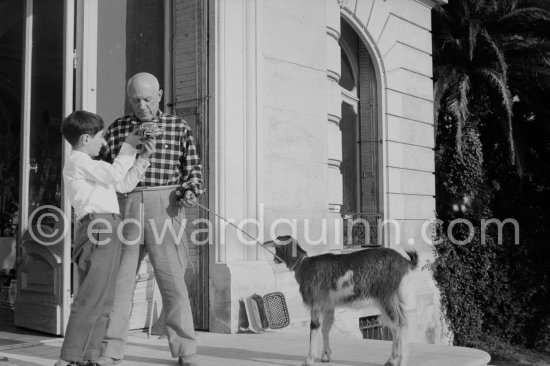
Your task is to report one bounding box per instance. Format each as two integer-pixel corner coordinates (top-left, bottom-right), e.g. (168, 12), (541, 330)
(0, 0), (23, 316)
(0, 0), (59, 345)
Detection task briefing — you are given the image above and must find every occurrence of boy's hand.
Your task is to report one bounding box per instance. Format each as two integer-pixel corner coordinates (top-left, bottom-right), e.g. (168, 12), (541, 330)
(124, 130), (142, 148)
(139, 138), (155, 160)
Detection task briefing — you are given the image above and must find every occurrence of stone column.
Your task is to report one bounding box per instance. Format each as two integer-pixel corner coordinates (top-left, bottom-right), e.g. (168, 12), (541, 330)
(209, 0), (275, 333)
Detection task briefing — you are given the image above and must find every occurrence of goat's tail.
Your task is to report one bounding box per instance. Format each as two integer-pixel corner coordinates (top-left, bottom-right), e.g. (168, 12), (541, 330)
(404, 250), (418, 270)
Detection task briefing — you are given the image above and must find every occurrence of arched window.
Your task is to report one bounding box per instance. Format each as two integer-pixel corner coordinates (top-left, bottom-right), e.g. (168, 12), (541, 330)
(340, 19), (380, 246)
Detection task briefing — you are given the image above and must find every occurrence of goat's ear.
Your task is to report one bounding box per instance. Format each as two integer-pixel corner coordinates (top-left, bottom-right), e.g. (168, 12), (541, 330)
(275, 235), (294, 246)
(262, 239), (276, 248)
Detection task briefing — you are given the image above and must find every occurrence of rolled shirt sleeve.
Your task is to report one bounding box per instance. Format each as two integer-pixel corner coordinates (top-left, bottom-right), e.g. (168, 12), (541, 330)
(179, 126), (204, 197)
(78, 143), (137, 185)
(115, 156), (151, 193)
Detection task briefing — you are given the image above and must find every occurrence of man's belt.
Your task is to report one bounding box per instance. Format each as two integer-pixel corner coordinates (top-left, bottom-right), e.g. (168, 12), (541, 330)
(131, 184), (179, 192)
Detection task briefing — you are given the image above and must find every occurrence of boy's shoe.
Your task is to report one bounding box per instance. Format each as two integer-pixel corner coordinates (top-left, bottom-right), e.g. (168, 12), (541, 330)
(177, 355), (198, 366)
(53, 362), (86, 366)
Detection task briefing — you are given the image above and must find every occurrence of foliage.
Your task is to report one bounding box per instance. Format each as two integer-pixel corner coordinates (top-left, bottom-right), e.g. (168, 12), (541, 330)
(0, 138), (18, 237)
(481, 101), (550, 348)
(433, 109), (520, 353)
(432, 0), (550, 356)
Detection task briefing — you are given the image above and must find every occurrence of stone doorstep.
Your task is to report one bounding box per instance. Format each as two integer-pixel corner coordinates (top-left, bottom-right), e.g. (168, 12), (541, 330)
(0, 330), (490, 366)
(196, 331), (491, 366)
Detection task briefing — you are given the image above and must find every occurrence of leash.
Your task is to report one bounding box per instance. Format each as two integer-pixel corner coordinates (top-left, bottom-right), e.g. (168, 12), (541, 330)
(289, 255), (307, 271)
(194, 201), (286, 263)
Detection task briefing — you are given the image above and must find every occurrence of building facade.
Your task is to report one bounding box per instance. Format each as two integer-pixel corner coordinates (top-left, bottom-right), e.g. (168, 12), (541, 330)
(209, 0), (445, 344)
(0, 0), (446, 344)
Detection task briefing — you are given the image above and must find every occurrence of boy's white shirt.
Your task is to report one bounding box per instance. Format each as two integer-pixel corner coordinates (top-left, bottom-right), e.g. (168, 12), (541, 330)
(63, 142), (149, 220)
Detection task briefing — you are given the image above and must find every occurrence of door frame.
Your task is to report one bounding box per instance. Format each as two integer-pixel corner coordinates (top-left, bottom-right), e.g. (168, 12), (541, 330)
(18, 0), (75, 335)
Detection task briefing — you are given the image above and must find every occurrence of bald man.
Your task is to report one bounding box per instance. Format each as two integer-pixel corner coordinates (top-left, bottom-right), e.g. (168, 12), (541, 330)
(98, 72), (202, 366)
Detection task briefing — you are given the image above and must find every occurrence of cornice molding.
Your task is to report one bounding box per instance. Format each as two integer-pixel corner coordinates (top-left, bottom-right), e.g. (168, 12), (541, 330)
(414, 0), (447, 8)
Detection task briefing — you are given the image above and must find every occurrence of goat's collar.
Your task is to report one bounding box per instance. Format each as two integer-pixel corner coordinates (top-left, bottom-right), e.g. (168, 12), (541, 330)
(289, 255), (307, 271)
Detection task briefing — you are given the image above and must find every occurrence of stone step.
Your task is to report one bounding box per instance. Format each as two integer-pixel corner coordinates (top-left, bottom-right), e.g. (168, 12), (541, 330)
(0, 329), (490, 366)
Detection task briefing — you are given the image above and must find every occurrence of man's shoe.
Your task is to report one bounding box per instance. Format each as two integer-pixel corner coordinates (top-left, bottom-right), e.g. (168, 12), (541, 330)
(91, 356), (121, 366)
(177, 355), (198, 366)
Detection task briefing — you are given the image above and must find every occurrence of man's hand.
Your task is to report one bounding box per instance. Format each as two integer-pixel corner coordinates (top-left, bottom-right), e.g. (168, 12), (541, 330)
(178, 190), (197, 207)
(124, 129), (143, 148)
(139, 138), (155, 160)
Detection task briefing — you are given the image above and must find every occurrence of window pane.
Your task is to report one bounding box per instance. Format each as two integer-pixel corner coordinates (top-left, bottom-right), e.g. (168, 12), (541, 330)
(341, 103), (358, 213)
(340, 50), (355, 92)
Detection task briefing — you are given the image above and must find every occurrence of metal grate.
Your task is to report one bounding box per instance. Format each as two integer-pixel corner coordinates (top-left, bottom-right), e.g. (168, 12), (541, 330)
(263, 292), (290, 329)
(342, 213), (381, 248)
(359, 315), (392, 341)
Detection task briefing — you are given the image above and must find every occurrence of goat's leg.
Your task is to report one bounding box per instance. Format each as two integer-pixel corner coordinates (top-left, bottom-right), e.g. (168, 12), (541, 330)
(303, 308), (322, 366)
(321, 308), (334, 362)
(394, 325), (408, 366)
(383, 294), (409, 366)
(380, 296), (404, 366)
(384, 326), (398, 366)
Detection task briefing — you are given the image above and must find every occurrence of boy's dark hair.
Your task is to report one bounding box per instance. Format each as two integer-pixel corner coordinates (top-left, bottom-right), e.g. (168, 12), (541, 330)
(60, 110), (104, 146)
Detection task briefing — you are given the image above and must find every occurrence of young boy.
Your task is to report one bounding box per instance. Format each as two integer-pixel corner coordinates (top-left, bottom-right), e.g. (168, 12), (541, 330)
(56, 110), (155, 366)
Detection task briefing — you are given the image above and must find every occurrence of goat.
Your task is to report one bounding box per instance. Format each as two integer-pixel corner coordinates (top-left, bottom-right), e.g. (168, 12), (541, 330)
(264, 236), (418, 366)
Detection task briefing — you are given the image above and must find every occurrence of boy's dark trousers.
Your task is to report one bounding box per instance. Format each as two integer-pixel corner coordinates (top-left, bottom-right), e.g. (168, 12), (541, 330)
(60, 213), (122, 362)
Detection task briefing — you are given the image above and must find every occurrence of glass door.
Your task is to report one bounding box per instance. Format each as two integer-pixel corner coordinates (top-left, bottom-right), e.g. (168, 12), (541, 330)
(15, 0), (74, 335)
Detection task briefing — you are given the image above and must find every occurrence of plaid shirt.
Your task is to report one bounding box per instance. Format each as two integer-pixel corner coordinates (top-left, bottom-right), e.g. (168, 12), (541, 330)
(102, 111), (203, 196)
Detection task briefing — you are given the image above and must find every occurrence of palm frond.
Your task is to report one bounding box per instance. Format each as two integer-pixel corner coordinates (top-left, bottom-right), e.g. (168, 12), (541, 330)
(480, 29), (509, 80)
(472, 0), (488, 13)
(479, 68), (516, 164)
(434, 66), (459, 125)
(499, 7), (550, 24)
(468, 20), (481, 61)
(502, 0), (520, 14)
(499, 34), (550, 52)
(528, 65), (550, 76)
(482, 0), (500, 17)
(479, 68), (513, 120)
(445, 73), (471, 155)
(438, 32), (464, 58)
(522, 0), (550, 12)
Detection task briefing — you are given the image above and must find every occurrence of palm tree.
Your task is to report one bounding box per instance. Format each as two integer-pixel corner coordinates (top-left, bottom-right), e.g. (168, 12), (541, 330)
(433, 0), (550, 176)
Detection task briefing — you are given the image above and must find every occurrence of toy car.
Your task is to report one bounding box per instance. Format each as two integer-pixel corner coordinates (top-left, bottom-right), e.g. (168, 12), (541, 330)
(137, 122), (164, 139)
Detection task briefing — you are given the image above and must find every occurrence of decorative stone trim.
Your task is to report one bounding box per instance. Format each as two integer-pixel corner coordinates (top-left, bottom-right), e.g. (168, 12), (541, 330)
(338, 0), (349, 8)
(328, 113), (341, 125)
(326, 27), (340, 41)
(327, 69), (340, 82)
(326, 0), (343, 213)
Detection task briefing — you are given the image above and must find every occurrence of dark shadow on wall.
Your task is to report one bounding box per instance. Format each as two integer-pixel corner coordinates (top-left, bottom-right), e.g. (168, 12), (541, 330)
(125, 0), (165, 115)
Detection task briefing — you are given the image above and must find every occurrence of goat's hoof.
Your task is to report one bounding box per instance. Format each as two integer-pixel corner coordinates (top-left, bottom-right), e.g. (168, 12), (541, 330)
(302, 358), (315, 366)
(321, 354), (330, 362)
